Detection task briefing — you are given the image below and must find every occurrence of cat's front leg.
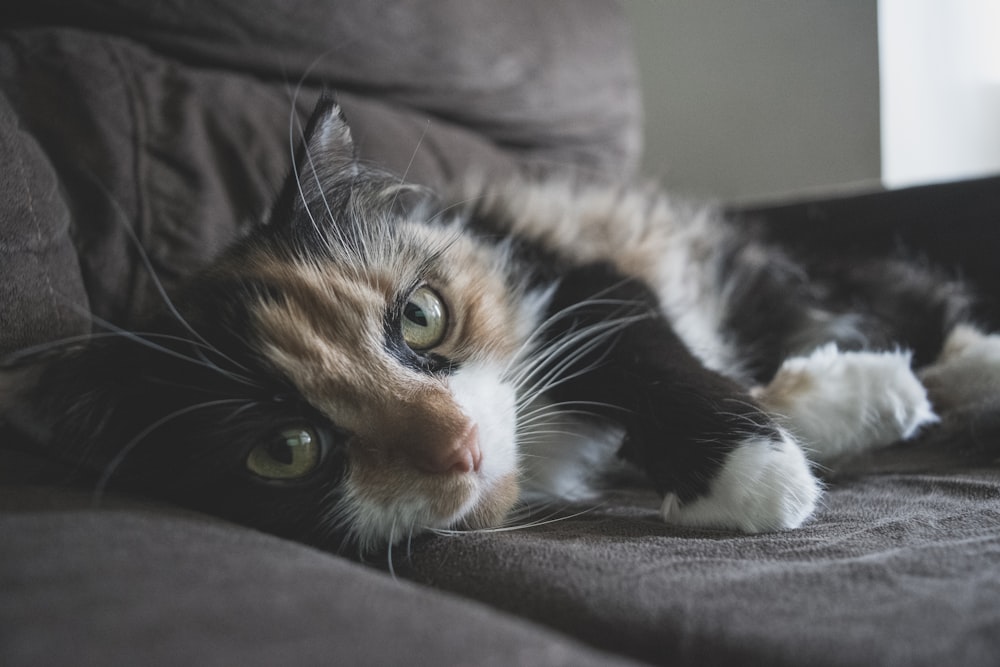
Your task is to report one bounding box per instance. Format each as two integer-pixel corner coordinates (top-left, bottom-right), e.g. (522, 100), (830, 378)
(609, 347), (821, 534)
(545, 263), (821, 533)
(657, 428), (820, 533)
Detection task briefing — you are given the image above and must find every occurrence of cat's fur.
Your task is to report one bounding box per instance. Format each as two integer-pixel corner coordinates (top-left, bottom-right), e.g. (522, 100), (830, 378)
(3, 98), (999, 553)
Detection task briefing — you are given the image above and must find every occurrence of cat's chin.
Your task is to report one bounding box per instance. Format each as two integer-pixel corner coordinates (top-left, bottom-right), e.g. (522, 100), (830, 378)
(337, 462), (520, 549)
(458, 471), (521, 530)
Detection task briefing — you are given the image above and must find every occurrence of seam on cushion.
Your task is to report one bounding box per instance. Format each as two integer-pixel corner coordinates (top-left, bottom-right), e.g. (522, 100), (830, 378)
(103, 40), (150, 324)
(9, 111), (60, 332)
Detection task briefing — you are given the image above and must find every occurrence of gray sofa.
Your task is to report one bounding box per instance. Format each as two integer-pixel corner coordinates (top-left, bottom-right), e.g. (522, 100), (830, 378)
(3, 3), (1000, 665)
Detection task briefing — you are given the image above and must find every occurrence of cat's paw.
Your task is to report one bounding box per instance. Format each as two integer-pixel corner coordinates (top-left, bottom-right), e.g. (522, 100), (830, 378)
(920, 325), (1000, 411)
(753, 344), (938, 464)
(660, 430), (821, 533)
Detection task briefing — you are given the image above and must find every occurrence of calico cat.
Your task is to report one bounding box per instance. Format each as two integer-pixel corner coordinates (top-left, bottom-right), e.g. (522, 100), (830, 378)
(2, 97), (999, 554)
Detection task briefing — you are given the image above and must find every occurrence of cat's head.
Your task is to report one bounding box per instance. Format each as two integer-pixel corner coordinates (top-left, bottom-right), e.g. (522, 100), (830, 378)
(0, 98), (535, 553)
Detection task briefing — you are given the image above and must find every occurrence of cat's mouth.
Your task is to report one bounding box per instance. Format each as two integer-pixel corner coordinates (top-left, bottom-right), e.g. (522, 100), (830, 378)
(338, 455), (520, 548)
(418, 465), (522, 535)
(458, 471), (521, 530)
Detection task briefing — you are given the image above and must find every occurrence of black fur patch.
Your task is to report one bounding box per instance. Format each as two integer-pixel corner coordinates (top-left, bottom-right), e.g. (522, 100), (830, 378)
(540, 262), (783, 503)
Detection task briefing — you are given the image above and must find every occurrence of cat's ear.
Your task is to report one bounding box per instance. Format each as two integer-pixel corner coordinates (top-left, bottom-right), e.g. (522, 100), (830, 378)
(296, 95), (358, 175)
(267, 95), (360, 229)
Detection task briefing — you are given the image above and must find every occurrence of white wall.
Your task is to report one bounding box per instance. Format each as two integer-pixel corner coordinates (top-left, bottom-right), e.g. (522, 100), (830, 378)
(879, 0), (1000, 188)
(625, 1), (881, 203)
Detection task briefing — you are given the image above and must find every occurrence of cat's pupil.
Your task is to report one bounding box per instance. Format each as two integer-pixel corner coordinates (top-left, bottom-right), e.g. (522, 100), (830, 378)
(405, 302), (428, 327)
(267, 440), (294, 464)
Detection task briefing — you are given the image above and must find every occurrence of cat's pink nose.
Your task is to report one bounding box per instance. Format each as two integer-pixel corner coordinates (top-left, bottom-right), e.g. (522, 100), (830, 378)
(418, 424), (481, 474)
(449, 424), (482, 473)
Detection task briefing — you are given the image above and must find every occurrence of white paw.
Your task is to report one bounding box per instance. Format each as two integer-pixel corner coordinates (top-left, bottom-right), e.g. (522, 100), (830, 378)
(754, 344), (938, 464)
(920, 325), (1000, 411)
(660, 430), (821, 533)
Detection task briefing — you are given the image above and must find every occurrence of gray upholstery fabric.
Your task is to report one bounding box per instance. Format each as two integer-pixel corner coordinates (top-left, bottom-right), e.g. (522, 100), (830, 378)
(0, 90), (90, 357)
(3, 2), (1000, 666)
(401, 470), (1000, 665)
(0, 487), (640, 667)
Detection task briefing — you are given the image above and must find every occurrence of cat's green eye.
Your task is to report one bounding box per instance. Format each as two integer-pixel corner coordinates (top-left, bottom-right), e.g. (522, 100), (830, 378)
(401, 285), (448, 351)
(246, 427), (321, 480)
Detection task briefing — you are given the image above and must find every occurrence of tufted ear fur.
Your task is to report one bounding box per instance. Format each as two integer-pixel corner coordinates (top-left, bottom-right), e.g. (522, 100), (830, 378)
(267, 95), (360, 232)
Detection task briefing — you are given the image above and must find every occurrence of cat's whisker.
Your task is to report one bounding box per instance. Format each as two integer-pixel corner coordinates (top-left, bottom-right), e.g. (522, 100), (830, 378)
(431, 502), (602, 537)
(222, 399), (264, 424)
(51, 303), (245, 380)
(516, 417), (589, 435)
(140, 375), (252, 399)
(286, 65), (327, 243)
(524, 312), (642, 377)
(388, 119), (430, 215)
(713, 411), (767, 430)
(57, 303), (262, 389)
(421, 192), (491, 227)
(507, 319), (623, 395)
(314, 490), (356, 552)
(515, 343), (614, 403)
(515, 413), (590, 432)
(510, 451), (558, 461)
(386, 516), (399, 580)
(3, 330), (227, 367)
(1, 333), (99, 365)
(511, 314), (645, 407)
(504, 301), (648, 386)
(91, 398), (255, 504)
(720, 396), (790, 424)
(280, 47), (343, 105)
(72, 170), (259, 378)
(516, 428), (597, 441)
(516, 400), (627, 421)
(185, 342), (263, 390)
(404, 527), (416, 563)
(514, 283), (644, 335)
(500, 295), (647, 380)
